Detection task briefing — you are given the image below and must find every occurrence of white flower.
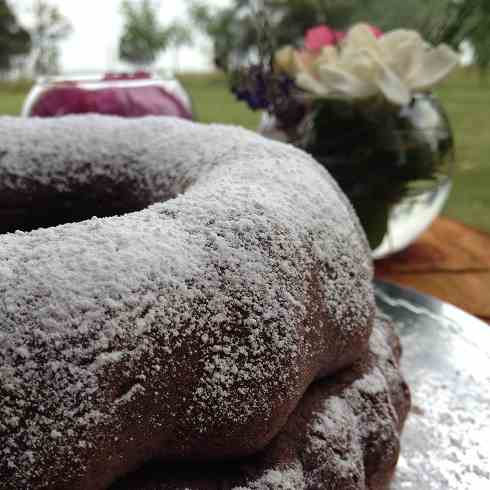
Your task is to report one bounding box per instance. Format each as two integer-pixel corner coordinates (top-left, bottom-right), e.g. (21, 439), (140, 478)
(291, 24), (460, 106)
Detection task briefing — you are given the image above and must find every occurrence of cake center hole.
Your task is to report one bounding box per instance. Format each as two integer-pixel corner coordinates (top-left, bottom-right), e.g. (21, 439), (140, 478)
(0, 195), (149, 235)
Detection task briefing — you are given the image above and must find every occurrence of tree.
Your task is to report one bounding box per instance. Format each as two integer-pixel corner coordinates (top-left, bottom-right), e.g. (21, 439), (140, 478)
(188, 0), (364, 70)
(29, 0), (72, 76)
(189, 0), (490, 70)
(189, 0), (254, 70)
(357, 0), (490, 69)
(167, 22), (193, 72)
(0, 0), (31, 75)
(119, 0), (175, 67)
(444, 0), (490, 69)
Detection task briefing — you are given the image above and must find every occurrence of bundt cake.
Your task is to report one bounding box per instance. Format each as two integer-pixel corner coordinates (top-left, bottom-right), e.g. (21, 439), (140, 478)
(111, 314), (410, 490)
(0, 116), (408, 489)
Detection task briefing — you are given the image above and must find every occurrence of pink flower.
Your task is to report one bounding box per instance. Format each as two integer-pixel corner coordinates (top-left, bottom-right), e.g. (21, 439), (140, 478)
(305, 24), (382, 51)
(29, 73), (192, 119)
(305, 25), (337, 50)
(29, 84), (90, 117)
(334, 31), (346, 43)
(368, 25), (383, 38)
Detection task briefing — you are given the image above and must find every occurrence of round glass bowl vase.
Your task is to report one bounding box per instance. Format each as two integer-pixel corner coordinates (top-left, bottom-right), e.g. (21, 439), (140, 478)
(22, 72), (193, 120)
(259, 93), (455, 259)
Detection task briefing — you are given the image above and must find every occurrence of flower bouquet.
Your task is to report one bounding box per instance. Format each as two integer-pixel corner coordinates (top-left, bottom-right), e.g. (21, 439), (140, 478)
(231, 23), (460, 253)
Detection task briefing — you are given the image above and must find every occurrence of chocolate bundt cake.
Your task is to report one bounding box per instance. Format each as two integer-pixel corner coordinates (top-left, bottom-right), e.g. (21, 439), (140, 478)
(0, 116), (408, 489)
(111, 314), (410, 490)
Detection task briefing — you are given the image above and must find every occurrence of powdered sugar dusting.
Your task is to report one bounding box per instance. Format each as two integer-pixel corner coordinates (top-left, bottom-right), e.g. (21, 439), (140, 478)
(0, 115), (373, 488)
(233, 463), (306, 490)
(209, 318), (406, 490)
(300, 319), (401, 488)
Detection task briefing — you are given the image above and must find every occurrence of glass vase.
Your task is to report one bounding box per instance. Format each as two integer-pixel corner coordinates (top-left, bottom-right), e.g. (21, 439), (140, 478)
(259, 93), (455, 259)
(22, 72), (193, 120)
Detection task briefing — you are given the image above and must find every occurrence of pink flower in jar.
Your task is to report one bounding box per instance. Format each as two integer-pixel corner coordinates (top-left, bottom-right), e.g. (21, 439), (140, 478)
(29, 72), (192, 119)
(304, 24), (382, 52)
(368, 25), (383, 38)
(334, 30), (346, 43)
(304, 25), (338, 50)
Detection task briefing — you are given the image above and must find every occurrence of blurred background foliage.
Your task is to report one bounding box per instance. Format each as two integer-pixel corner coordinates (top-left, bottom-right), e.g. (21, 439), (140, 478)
(189, 0), (490, 71)
(0, 0), (71, 77)
(120, 0), (172, 67)
(0, 0), (31, 75)
(29, 0), (72, 75)
(4, 0), (490, 76)
(119, 0), (192, 68)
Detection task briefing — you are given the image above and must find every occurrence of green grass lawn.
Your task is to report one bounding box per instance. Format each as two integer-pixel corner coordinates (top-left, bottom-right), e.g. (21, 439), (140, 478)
(434, 70), (490, 232)
(0, 93), (27, 115)
(0, 69), (488, 232)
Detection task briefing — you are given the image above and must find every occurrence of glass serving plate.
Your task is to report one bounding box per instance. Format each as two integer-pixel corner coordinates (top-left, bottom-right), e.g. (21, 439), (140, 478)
(374, 280), (490, 489)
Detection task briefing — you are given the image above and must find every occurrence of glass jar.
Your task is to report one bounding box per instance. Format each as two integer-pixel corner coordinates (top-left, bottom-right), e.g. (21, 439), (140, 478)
(22, 72), (193, 119)
(259, 93), (455, 259)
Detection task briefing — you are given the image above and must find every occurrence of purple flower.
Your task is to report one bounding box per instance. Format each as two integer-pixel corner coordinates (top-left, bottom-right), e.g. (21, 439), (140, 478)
(231, 68), (270, 110)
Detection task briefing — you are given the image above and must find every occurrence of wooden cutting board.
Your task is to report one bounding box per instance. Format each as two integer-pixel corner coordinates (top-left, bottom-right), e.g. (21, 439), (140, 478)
(375, 217), (490, 324)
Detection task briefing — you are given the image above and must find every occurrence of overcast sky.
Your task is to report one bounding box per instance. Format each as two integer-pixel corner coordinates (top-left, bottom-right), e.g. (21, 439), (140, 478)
(15, 0), (231, 74)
